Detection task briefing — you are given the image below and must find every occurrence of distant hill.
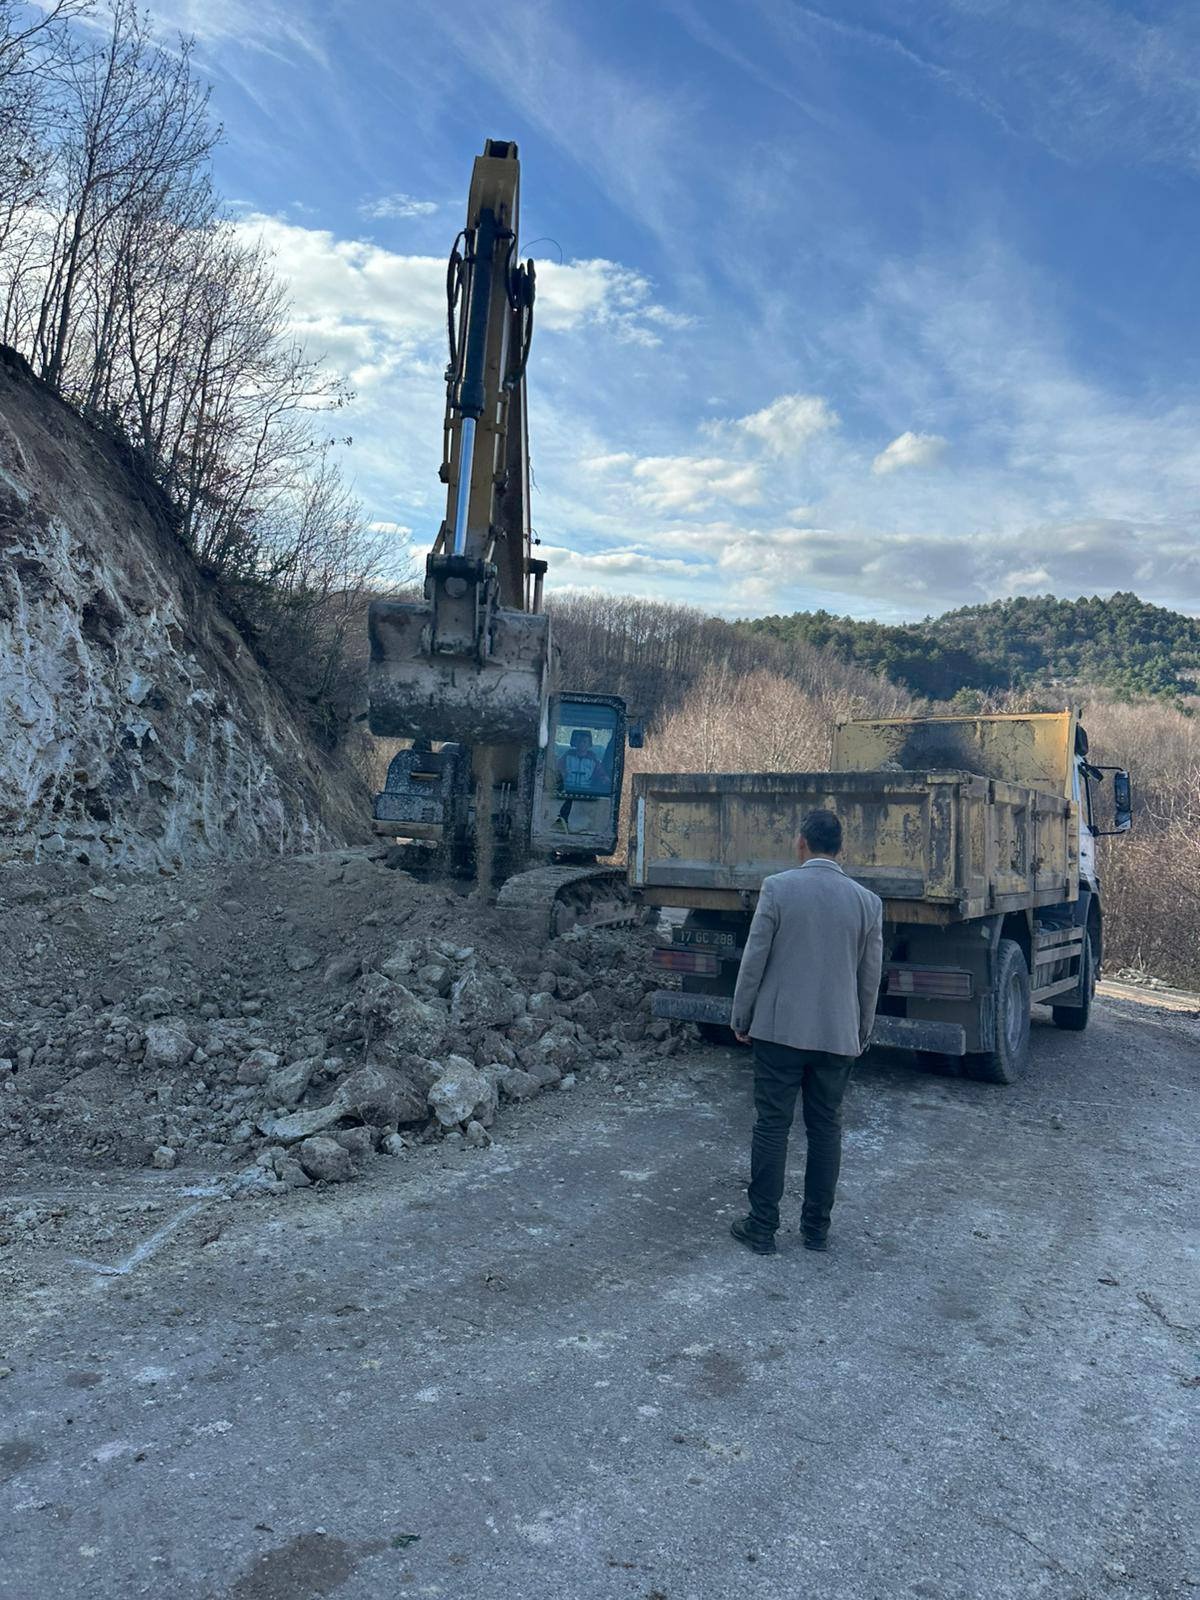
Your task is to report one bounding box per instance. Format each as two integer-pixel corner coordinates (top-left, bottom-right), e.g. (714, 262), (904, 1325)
(738, 593), (1200, 702)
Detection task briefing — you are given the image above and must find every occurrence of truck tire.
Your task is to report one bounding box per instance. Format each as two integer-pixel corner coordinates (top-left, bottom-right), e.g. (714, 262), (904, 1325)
(1052, 932), (1094, 1032)
(965, 938), (1030, 1084)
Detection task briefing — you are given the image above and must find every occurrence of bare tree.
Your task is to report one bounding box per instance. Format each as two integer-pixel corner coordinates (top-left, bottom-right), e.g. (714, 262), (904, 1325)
(0, 1), (90, 274)
(550, 589), (911, 732)
(28, 0), (218, 393)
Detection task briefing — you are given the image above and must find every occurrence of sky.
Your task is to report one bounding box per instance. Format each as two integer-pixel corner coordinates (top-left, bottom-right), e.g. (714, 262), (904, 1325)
(138, 0), (1200, 620)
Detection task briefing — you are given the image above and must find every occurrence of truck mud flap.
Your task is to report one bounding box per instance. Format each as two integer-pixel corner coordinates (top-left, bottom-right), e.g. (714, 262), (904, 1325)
(870, 1016), (966, 1055)
(651, 992), (967, 1055)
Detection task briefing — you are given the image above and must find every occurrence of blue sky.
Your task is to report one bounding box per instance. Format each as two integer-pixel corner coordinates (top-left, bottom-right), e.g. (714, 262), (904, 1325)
(145, 0), (1200, 619)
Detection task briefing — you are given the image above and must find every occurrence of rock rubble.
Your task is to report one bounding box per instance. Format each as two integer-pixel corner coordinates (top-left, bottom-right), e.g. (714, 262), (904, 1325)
(0, 846), (683, 1190)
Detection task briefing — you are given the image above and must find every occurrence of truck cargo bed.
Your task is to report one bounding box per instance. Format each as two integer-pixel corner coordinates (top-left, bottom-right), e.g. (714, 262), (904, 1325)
(630, 768), (1077, 922)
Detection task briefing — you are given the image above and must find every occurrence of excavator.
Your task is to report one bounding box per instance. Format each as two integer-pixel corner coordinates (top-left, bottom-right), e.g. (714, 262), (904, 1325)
(367, 139), (641, 935)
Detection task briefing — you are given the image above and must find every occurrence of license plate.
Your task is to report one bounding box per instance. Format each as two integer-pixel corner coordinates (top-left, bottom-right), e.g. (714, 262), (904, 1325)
(675, 927), (737, 950)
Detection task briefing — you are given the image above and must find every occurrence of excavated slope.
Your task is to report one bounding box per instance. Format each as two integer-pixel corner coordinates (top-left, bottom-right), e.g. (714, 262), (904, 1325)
(0, 345), (367, 866)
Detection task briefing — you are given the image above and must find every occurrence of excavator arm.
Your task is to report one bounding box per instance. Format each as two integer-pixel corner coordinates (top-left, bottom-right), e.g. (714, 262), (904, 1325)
(368, 139), (551, 745)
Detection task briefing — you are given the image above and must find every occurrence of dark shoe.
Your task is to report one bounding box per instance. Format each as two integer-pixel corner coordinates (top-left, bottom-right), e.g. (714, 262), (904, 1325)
(731, 1217), (778, 1256)
(801, 1229), (829, 1252)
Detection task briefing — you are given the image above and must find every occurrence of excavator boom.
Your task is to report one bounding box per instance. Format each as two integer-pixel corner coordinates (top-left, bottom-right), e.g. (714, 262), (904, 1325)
(368, 139), (551, 745)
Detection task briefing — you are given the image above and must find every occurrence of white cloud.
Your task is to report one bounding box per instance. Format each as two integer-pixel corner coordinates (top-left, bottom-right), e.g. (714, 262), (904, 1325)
(534, 259), (689, 345)
(729, 393), (839, 456)
(538, 544), (697, 578)
(689, 517), (1200, 611)
(359, 193), (440, 221)
(582, 453), (763, 514)
(234, 218), (686, 385)
(368, 520), (413, 536)
(871, 430), (949, 475)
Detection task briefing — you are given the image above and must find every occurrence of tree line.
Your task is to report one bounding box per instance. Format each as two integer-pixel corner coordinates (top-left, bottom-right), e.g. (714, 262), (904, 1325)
(0, 0), (387, 746)
(741, 593), (1200, 703)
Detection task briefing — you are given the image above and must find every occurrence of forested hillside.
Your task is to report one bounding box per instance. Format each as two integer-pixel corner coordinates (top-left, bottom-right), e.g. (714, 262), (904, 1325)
(740, 593), (1200, 702)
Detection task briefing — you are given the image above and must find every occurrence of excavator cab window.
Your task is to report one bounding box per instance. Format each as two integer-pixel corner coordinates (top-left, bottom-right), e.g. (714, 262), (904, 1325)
(549, 702), (618, 799)
(533, 696), (625, 850)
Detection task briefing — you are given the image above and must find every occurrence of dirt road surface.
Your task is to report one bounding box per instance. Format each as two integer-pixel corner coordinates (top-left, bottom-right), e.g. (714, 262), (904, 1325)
(3, 993), (1197, 1600)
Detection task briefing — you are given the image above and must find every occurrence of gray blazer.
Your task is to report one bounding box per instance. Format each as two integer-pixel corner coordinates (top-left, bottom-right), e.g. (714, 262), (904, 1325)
(731, 859), (884, 1057)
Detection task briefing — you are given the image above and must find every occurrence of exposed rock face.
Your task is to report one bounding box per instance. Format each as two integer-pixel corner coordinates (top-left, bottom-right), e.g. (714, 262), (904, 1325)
(0, 345), (366, 867)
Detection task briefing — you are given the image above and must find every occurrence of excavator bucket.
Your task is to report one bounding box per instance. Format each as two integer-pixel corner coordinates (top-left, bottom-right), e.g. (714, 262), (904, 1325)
(367, 593), (551, 747)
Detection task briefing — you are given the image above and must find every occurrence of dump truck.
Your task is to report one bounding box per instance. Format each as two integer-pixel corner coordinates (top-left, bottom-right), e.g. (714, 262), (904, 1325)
(631, 711), (1132, 1082)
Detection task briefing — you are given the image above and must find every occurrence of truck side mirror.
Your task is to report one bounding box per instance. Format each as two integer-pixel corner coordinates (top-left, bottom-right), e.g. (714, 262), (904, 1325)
(1112, 770), (1132, 832)
(628, 722), (644, 750)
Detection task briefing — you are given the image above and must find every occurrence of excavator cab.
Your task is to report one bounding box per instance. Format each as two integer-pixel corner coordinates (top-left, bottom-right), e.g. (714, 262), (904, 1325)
(531, 693), (629, 857)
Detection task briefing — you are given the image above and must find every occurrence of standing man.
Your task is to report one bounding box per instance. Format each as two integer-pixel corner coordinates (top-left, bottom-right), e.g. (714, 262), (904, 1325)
(729, 809), (883, 1256)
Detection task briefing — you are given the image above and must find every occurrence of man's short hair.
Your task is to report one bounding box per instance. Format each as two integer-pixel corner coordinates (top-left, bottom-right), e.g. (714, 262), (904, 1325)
(801, 808), (842, 856)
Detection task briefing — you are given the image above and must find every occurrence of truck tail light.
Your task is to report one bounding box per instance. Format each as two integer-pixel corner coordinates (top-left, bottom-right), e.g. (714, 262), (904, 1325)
(652, 947), (720, 976)
(887, 965), (973, 1000)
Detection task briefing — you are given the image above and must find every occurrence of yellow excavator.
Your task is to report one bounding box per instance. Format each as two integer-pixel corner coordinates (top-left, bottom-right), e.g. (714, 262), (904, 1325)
(368, 139), (641, 934)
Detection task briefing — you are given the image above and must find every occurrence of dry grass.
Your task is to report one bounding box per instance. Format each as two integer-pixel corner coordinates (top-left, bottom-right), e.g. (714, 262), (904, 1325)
(1084, 693), (1200, 988)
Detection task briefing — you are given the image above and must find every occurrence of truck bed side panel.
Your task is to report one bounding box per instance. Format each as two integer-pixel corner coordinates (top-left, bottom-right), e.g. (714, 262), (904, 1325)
(630, 769), (1076, 916)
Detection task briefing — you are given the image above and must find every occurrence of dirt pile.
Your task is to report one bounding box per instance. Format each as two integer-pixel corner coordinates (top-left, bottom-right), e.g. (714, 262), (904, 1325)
(0, 848), (678, 1193)
(0, 345), (366, 868)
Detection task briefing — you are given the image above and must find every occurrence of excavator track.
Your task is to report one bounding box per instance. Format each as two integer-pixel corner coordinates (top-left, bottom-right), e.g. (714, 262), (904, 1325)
(495, 864), (642, 940)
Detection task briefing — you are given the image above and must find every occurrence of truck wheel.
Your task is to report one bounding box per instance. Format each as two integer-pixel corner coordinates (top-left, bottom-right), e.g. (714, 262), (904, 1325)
(1052, 932), (1094, 1032)
(964, 938), (1030, 1084)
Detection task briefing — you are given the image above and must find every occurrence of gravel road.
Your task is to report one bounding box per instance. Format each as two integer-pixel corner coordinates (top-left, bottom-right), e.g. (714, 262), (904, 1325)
(3, 993), (1197, 1600)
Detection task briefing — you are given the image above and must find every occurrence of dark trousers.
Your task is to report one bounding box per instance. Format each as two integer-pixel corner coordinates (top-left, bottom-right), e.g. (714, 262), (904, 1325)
(748, 1039), (856, 1236)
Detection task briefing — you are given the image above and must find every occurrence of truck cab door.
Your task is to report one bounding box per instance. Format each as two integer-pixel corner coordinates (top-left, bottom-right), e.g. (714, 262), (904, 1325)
(531, 693), (627, 856)
(1073, 756), (1097, 887)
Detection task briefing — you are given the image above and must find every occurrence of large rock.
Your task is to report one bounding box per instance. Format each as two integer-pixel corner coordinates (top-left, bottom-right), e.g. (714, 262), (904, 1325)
(322, 952), (361, 986)
(499, 1067), (540, 1102)
(518, 1020), (581, 1081)
(256, 1102), (342, 1143)
(297, 1135), (352, 1183)
(333, 1062), (426, 1127)
(142, 1023), (195, 1071)
(474, 1030), (517, 1071)
(533, 1020), (584, 1070)
(380, 938), (424, 980)
(357, 974), (447, 1058)
(203, 1018), (252, 1055)
(135, 986), (173, 1018)
(334, 1125), (374, 1157)
(265, 1056), (318, 1108)
(428, 1059), (498, 1128)
(524, 1058), (562, 1089)
(449, 964), (521, 1030)
(238, 1047), (283, 1086)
